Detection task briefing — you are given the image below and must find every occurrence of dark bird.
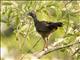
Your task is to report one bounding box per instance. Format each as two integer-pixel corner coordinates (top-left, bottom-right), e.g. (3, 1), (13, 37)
(27, 11), (63, 51)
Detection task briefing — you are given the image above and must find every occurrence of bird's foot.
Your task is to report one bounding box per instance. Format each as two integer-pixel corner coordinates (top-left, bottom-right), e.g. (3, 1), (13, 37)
(43, 48), (48, 52)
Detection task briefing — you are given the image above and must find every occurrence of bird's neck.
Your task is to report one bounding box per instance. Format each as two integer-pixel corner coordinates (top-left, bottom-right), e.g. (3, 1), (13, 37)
(31, 15), (39, 24)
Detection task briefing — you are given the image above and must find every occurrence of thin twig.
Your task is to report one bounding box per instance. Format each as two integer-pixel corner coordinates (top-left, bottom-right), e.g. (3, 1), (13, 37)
(19, 34), (41, 60)
(19, 54), (25, 60)
(64, 1), (72, 36)
(21, 21), (32, 48)
(72, 48), (80, 56)
(27, 38), (41, 53)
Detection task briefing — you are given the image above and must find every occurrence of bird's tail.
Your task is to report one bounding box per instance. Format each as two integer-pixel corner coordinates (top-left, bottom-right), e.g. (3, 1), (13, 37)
(56, 22), (63, 27)
(48, 22), (63, 30)
(50, 22), (63, 27)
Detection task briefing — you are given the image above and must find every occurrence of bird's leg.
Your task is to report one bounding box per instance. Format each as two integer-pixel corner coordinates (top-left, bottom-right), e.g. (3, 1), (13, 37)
(43, 37), (48, 51)
(46, 37), (48, 49)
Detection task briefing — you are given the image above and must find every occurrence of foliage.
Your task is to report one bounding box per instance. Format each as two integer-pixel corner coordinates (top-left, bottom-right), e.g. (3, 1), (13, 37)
(1, 1), (80, 60)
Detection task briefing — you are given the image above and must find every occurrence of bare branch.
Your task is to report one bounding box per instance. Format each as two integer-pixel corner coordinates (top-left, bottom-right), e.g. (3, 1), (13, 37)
(72, 48), (80, 56)
(33, 41), (80, 59)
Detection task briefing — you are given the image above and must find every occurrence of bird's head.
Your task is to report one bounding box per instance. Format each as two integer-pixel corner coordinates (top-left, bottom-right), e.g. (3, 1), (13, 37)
(27, 10), (36, 17)
(57, 22), (63, 27)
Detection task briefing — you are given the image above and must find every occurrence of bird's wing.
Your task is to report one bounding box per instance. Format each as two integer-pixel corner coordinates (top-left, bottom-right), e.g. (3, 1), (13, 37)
(40, 21), (53, 26)
(36, 21), (52, 32)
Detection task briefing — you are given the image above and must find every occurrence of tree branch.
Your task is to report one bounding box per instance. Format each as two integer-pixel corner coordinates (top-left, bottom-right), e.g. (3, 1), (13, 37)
(33, 40), (80, 59)
(72, 48), (80, 56)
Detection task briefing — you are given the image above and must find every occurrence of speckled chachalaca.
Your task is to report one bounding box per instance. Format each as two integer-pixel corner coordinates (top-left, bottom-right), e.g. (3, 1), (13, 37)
(27, 11), (63, 51)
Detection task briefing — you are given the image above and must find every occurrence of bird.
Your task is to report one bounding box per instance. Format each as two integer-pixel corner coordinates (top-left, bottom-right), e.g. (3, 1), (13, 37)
(27, 11), (63, 51)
